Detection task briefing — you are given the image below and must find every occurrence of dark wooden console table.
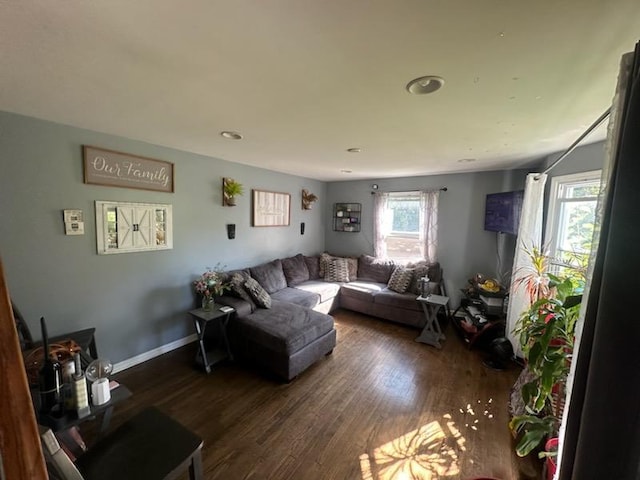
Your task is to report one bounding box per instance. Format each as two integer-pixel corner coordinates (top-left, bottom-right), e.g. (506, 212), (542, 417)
(37, 383), (132, 437)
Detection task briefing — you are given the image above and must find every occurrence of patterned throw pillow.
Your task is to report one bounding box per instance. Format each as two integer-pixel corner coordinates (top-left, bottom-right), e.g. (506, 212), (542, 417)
(229, 273), (257, 312)
(387, 266), (414, 293)
(324, 258), (350, 282)
(320, 253), (358, 280)
(244, 277), (272, 308)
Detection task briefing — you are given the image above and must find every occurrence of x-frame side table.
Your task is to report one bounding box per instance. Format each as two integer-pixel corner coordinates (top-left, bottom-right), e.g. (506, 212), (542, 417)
(416, 294), (449, 349)
(189, 307), (234, 374)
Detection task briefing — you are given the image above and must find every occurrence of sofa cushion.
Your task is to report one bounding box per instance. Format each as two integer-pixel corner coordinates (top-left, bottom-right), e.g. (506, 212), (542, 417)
(244, 277), (272, 308)
(340, 281), (386, 303)
(319, 253), (358, 280)
(271, 287), (320, 309)
(324, 258), (350, 282)
(373, 288), (421, 312)
(228, 272), (257, 312)
(250, 259), (287, 294)
(281, 254), (310, 286)
(357, 255), (396, 283)
(235, 300), (334, 354)
(304, 255), (321, 280)
(387, 266), (414, 293)
(294, 280), (341, 303)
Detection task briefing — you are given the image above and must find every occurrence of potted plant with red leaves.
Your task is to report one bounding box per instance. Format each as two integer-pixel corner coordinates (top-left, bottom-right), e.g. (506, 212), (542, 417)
(509, 245), (583, 463)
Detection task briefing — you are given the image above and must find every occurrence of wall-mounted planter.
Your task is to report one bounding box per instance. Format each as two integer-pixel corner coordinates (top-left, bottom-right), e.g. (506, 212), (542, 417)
(301, 189), (318, 210)
(223, 177), (244, 206)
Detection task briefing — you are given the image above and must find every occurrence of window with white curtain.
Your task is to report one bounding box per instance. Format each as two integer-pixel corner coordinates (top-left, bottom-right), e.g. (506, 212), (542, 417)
(544, 170), (601, 277)
(374, 190), (439, 263)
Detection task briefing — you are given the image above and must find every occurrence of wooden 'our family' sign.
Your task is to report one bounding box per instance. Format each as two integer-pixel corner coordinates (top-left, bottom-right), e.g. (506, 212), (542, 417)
(83, 146), (174, 193)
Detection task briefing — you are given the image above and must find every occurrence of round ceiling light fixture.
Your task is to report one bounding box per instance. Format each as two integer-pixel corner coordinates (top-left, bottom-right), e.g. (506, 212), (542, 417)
(220, 131), (243, 140)
(406, 75), (445, 95)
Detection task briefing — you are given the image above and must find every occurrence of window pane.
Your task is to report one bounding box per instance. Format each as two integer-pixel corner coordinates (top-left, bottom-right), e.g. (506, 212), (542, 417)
(389, 200), (419, 233)
(386, 236), (422, 262)
(566, 184), (599, 198)
(385, 199), (421, 261)
(557, 200), (595, 253)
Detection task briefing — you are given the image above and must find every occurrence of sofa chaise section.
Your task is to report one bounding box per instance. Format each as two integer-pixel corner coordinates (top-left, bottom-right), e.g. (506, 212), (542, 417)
(227, 299), (336, 381)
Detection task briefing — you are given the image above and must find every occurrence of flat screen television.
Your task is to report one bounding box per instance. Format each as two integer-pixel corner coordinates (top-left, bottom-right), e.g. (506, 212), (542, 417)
(484, 190), (524, 235)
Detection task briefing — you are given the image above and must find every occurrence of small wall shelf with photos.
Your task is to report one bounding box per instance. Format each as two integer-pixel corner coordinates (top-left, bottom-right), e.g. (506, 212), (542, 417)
(333, 203), (361, 232)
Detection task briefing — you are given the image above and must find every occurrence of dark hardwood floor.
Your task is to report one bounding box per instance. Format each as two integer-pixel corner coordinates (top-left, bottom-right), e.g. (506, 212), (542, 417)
(103, 309), (538, 480)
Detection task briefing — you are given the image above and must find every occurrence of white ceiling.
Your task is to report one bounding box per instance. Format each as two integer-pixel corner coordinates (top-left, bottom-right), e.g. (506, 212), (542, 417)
(1, 1), (639, 181)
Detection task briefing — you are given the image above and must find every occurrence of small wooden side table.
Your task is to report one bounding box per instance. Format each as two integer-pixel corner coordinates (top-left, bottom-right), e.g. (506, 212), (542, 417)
(188, 307), (234, 374)
(416, 294), (449, 349)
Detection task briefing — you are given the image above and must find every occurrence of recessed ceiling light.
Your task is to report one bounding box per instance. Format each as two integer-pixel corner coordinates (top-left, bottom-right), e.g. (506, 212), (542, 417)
(220, 131), (243, 140)
(347, 148), (361, 153)
(457, 158), (476, 163)
(406, 76), (445, 95)
(340, 169), (353, 174)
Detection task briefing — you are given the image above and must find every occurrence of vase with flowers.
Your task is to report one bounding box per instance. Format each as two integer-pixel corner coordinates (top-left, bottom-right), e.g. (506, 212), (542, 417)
(193, 264), (230, 311)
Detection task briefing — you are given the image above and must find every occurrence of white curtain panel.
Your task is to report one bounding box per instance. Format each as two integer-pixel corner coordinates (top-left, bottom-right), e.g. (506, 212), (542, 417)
(419, 190), (439, 262)
(373, 192), (391, 258)
(506, 172), (547, 357)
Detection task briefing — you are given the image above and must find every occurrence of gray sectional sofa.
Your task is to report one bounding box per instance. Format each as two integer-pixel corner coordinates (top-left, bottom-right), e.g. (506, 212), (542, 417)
(217, 253), (444, 381)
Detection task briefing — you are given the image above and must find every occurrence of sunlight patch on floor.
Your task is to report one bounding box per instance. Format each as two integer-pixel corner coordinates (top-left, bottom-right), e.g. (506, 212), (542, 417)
(360, 398), (499, 479)
(359, 419), (462, 480)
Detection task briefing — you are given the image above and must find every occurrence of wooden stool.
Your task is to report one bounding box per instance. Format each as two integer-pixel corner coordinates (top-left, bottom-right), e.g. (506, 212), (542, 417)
(75, 407), (203, 480)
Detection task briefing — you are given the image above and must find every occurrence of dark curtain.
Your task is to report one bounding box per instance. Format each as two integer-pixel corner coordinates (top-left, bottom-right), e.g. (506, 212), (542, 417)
(559, 42), (640, 479)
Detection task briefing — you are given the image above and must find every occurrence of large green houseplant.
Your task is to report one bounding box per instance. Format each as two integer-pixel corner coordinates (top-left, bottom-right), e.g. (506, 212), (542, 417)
(509, 246), (584, 458)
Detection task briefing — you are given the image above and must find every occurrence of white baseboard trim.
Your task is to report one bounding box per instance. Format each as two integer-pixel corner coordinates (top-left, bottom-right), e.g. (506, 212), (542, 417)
(112, 334), (197, 374)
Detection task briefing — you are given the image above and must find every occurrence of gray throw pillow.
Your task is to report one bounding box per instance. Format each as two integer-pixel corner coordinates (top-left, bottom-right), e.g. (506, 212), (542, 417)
(387, 266), (414, 293)
(250, 259), (287, 294)
(304, 255), (321, 279)
(357, 255), (396, 283)
(281, 254), (310, 286)
(244, 277), (272, 309)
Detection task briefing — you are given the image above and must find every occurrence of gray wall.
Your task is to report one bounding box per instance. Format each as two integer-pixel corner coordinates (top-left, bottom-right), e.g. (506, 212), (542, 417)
(541, 140), (605, 241)
(0, 111), (326, 363)
(325, 169), (529, 305)
(542, 140), (605, 178)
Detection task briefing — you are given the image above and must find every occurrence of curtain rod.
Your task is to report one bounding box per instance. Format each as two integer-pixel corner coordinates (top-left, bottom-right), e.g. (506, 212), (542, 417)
(535, 108), (611, 180)
(371, 186), (447, 195)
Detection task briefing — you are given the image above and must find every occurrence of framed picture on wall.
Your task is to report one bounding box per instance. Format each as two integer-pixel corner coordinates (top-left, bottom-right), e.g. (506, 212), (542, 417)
(252, 190), (291, 227)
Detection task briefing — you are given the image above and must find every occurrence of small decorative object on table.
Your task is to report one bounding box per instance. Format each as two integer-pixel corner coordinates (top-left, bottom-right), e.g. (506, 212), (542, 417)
(419, 276), (431, 297)
(86, 358), (113, 406)
(193, 264), (230, 311)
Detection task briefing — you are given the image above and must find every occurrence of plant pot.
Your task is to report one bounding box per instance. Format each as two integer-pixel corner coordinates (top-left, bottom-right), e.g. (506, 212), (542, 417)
(201, 295), (215, 311)
(545, 438), (558, 480)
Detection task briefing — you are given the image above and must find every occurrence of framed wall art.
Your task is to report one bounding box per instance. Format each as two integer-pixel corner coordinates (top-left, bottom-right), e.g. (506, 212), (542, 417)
(252, 190), (291, 227)
(83, 146), (174, 193)
(95, 201), (173, 255)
